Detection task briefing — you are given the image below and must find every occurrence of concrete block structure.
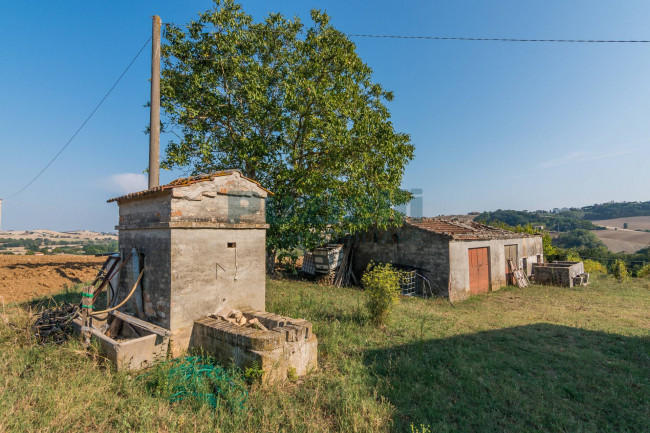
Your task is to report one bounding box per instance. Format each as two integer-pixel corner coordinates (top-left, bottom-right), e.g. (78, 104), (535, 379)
(532, 261), (587, 287)
(106, 170), (317, 381)
(108, 170), (270, 353)
(353, 218), (544, 302)
(191, 309), (318, 383)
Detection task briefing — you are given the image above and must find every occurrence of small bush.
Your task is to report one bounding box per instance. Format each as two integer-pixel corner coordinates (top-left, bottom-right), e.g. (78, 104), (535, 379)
(277, 250), (299, 275)
(612, 259), (629, 282)
(584, 259), (607, 275)
(636, 264), (650, 278)
(566, 251), (582, 262)
(362, 262), (401, 325)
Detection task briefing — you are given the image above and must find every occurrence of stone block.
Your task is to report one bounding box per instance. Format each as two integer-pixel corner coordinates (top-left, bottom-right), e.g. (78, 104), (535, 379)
(190, 310), (317, 383)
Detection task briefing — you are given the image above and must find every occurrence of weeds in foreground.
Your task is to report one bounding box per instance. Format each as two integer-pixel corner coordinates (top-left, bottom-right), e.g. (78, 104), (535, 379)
(0, 275), (648, 432)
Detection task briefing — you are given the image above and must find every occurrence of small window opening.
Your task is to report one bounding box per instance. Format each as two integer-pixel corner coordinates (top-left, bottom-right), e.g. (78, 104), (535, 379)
(392, 233), (399, 244)
(372, 233), (378, 244)
(228, 242), (237, 248)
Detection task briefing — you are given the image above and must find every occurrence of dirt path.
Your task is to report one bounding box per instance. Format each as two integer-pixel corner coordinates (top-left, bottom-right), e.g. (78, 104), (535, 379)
(0, 255), (105, 303)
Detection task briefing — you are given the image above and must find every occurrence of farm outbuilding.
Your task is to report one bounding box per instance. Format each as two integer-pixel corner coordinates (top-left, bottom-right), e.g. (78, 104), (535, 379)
(353, 218), (544, 302)
(87, 169), (318, 380)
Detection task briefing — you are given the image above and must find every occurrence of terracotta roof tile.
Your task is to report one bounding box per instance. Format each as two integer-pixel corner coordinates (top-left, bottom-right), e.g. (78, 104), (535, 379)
(406, 217), (537, 240)
(107, 169), (272, 203)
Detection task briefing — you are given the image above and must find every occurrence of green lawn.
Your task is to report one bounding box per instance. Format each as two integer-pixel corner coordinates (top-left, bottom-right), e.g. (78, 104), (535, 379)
(1, 276), (648, 432)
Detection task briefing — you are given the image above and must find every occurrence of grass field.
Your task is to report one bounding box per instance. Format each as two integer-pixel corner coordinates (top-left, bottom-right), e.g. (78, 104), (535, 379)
(1, 276), (649, 432)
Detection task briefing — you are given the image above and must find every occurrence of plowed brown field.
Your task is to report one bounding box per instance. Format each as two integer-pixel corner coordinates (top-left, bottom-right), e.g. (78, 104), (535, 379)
(0, 255), (105, 303)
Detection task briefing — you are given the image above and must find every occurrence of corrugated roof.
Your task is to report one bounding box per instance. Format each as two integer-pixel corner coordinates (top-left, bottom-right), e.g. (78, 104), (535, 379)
(107, 169), (272, 203)
(406, 217), (538, 240)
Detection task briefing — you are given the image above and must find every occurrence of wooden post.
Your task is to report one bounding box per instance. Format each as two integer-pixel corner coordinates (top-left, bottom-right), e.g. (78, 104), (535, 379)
(148, 15), (161, 189)
(81, 285), (94, 345)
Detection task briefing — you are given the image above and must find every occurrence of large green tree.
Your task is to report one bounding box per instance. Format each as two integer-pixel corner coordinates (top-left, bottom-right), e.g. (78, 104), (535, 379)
(160, 0), (414, 259)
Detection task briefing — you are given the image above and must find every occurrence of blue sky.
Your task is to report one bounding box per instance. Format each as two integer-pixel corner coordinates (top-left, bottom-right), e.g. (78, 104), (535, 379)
(1, 1), (649, 231)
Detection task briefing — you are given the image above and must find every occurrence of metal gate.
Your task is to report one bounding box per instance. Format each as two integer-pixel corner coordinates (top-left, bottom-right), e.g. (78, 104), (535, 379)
(468, 247), (490, 295)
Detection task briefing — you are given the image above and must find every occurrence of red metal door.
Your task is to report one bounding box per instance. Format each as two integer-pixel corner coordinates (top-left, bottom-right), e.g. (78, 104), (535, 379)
(469, 247), (490, 295)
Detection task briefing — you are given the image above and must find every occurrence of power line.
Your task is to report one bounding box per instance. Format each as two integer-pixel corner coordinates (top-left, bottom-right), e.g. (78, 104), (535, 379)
(3, 36), (152, 201)
(344, 34), (650, 43)
(162, 23), (650, 43)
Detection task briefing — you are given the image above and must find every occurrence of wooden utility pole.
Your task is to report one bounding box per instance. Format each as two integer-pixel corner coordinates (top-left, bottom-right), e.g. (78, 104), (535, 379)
(148, 15), (161, 189)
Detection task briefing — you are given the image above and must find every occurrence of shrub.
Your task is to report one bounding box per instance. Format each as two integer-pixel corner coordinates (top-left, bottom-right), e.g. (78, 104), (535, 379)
(636, 264), (650, 278)
(584, 259), (607, 275)
(277, 250), (299, 275)
(612, 259), (629, 282)
(362, 262), (402, 325)
(566, 251), (582, 262)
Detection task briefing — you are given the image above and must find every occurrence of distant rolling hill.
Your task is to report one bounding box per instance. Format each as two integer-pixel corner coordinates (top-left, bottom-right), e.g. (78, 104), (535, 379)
(590, 216), (650, 253)
(591, 216), (650, 231)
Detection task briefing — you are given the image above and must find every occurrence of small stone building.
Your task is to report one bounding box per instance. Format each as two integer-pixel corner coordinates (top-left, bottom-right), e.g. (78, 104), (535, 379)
(107, 169), (270, 352)
(353, 218), (544, 302)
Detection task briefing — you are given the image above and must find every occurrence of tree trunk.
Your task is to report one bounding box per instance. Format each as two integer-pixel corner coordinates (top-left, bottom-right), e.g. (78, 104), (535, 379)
(266, 249), (276, 275)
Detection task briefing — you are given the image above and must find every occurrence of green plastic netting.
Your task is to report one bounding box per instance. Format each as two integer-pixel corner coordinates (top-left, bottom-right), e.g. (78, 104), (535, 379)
(139, 356), (248, 410)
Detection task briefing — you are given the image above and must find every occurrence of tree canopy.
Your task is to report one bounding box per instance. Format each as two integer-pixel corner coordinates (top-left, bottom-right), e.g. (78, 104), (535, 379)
(476, 209), (597, 231)
(160, 0), (414, 253)
(554, 229), (605, 250)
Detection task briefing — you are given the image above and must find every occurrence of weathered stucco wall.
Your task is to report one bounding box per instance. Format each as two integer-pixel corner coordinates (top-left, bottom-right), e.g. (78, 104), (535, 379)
(353, 225), (451, 297)
(448, 236), (543, 301)
(533, 261), (584, 287)
(353, 223), (544, 302)
(116, 228), (172, 328)
(169, 228), (267, 331)
(118, 195), (172, 228)
(169, 175), (266, 225)
(116, 171), (267, 229)
(113, 171), (269, 353)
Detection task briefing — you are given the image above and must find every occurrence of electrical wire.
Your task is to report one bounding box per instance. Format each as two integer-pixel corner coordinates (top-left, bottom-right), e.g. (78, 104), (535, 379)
(5, 24), (649, 200)
(162, 22), (650, 43)
(343, 34), (650, 43)
(3, 36), (152, 201)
